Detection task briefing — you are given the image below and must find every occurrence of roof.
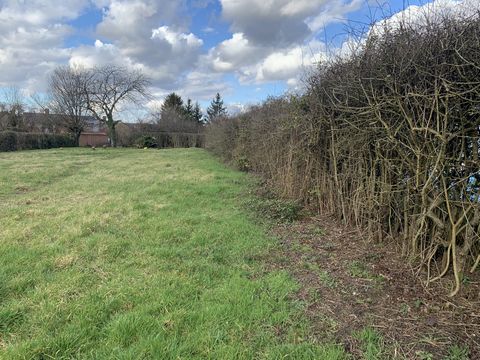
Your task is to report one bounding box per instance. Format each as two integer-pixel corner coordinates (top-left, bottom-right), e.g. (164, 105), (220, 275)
(22, 112), (105, 133)
(22, 112), (96, 122)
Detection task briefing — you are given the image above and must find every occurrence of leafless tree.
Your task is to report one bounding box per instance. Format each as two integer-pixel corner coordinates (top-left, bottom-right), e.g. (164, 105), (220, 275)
(0, 87), (26, 131)
(49, 66), (90, 145)
(84, 65), (151, 147)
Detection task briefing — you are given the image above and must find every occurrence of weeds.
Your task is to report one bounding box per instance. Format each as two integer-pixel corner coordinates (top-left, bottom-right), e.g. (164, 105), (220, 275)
(445, 345), (470, 360)
(354, 327), (385, 360)
(246, 196), (303, 223)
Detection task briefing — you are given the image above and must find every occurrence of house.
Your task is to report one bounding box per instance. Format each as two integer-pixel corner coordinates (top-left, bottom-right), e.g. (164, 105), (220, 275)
(78, 116), (110, 147)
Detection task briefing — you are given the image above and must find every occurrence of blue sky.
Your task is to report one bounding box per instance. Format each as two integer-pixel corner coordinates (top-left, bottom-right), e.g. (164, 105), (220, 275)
(0, 0), (457, 116)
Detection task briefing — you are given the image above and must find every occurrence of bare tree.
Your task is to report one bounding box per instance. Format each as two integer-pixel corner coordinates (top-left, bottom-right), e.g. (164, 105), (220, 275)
(44, 66), (87, 145)
(84, 65), (151, 147)
(49, 66), (90, 145)
(1, 87), (25, 131)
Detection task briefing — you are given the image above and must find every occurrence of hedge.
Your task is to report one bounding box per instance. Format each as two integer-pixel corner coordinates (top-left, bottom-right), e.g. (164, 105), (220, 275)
(0, 131), (76, 152)
(205, 13), (480, 296)
(134, 132), (205, 149)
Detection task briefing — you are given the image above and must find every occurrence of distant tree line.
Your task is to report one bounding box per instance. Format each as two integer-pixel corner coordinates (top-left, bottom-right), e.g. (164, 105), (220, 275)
(0, 88), (76, 151)
(1, 65), (151, 148)
(117, 92), (227, 148)
(1, 65), (228, 150)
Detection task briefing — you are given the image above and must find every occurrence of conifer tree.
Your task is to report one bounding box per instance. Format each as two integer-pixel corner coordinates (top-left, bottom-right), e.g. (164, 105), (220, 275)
(206, 93), (227, 122)
(193, 102), (203, 124)
(184, 98), (194, 121)
(161, 93), (183, 114)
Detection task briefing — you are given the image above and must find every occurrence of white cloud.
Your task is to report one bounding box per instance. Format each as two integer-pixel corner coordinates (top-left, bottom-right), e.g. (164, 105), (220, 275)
(307, 0), (363, 32)
(226, 102), (247, 115)
(210, 33), (266, 72)
(69, 40), (124, 69)
(176, 71), (231, 101)
(335, 0), (480, 59)
(151, 26), (203, 51)
(210, 0), (364, 86)
(0, 0), (90, 26)
(2, 0), (475, 111)
(255, 40), (325, 84)
(220, 0), (321, 47)
(0, 0), (223, 102)
(0, 1), (85, 91)
(371, 0), (480, 35)
(88, 1), (204, 88)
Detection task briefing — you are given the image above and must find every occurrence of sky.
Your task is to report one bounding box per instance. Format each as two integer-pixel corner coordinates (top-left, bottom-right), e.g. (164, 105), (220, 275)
(0, 0), (470, 117)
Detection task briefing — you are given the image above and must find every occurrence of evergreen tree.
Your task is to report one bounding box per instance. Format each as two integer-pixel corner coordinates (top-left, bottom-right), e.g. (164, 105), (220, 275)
(206, 93), (227, 122)
(161, 92), (185, 123)
(161, 93), (184, 114)
(193, 102), (203, 124)
(184, 98), (194, 121)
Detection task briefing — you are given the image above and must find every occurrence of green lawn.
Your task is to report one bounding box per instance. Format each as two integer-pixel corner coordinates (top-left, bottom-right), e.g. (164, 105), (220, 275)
(0, 148), (346, 359)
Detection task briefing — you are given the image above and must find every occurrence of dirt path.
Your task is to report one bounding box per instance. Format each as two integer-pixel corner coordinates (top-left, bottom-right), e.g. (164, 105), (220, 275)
(270, 214), (480, 359)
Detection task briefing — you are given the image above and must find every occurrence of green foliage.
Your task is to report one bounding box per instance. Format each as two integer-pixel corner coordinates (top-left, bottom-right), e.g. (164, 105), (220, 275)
(182, 99), (204, 124)
(0, 131), (75, 152)
(207, 92), (227, 122)
(161, 92), (185, 123)
(0, 131), (17, 151)
(235, 155), (250, 171)
(349, 261), (371, 279)
(162, 92), (184, 112)
(135, 135), (157, 148)
(160, 94), (204, 128)
(354, 327), (385, 360)
(183, 98), (194, 121)
(0, 148), (345, 359)
(318, 270), (337, 288)
(247, 196), (302, 223)
(416, 350), (434, 360)
(193, 101), (204, 124)
(445, 345), (470, 360)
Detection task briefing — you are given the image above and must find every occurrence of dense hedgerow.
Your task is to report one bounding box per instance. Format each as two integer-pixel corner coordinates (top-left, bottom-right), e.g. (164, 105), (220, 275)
(206, 13), (480, 295)
(0, 131), (76, 152)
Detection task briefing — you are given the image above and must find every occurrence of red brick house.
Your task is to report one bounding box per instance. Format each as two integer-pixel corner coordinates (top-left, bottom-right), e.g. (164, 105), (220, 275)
(78, 116), (110, 147)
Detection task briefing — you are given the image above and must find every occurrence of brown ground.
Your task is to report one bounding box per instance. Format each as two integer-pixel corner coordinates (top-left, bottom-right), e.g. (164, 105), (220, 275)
(269, 214), (480, 359)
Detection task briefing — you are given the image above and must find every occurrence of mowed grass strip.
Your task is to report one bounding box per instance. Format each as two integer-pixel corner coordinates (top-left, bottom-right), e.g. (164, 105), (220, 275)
(0, 148), (345, 359)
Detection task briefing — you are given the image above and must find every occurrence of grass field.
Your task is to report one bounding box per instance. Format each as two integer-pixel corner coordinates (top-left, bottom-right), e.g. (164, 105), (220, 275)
(0, 148), (347, 359)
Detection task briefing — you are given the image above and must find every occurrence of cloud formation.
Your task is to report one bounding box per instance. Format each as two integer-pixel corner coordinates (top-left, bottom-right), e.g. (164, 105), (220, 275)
(0, 0), (471, 109)
(73, 0), (204, 89)
(209, 0), (362, 86)
(0, 0), (88, 91)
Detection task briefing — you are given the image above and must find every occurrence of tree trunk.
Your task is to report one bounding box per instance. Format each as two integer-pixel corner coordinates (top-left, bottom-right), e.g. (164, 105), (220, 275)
(108, 123), (117, 147)
(106, 114), (117, 147)
(74, 132), (81, 147)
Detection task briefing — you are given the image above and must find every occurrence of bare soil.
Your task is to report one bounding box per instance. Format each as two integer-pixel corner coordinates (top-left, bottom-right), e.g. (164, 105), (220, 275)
(269, 214), (480, 359)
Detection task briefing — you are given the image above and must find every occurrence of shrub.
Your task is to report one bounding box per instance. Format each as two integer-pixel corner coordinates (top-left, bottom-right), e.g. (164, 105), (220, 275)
(246, 196), (302, 223)
(205, 13), (480, 295)
(0, 131), (76, 152)
(136, 135), (158, 148)
(0, 131), (17, 151)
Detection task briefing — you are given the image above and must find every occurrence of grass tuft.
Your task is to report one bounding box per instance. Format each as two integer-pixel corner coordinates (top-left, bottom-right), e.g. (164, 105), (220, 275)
(354, 327), (385, 360)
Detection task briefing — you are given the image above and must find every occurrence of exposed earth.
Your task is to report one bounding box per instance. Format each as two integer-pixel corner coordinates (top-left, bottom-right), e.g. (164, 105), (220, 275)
(268, 210), (480, 359)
